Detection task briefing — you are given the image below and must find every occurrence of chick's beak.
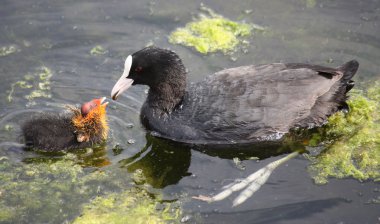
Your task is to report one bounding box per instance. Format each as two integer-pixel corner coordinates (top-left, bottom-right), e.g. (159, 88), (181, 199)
(93, 97), (109, 107)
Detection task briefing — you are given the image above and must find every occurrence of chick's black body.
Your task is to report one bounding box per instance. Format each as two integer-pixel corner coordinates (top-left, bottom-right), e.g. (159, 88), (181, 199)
(22, 114), (91, 151)
(22, 114), (76, 151)
(117, 47), (359, 145)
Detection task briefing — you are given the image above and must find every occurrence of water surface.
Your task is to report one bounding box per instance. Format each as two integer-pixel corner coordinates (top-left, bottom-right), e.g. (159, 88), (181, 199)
(0, 0), (379, 223)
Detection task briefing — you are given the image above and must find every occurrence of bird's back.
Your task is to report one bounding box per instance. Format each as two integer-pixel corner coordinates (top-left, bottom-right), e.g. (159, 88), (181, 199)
(146, 61), (358, 145)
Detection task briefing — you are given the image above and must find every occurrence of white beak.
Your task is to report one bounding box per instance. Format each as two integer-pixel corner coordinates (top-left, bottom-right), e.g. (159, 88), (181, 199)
(111, 55), (133, 100)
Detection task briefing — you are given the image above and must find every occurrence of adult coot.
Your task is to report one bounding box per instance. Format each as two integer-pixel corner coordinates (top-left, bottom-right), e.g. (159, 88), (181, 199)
(22, 97), (109, 151)
(111, 47), (358, 145)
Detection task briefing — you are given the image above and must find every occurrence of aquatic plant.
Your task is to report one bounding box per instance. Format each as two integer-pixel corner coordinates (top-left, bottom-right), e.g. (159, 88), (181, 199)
(7, 66), (53, 106)
(0, 152), (183, 223)
(24, 66), (53, 103)
(7, 81), (33, 102)
(0, 45), (19, 57)
(306, 0), (317, 8)
(0, 154), (107, 223)
(307, 83), (380, 184)
(73, 188), (181, 224)
(90, 45), (108, 56)
(169, 5), (264, 54)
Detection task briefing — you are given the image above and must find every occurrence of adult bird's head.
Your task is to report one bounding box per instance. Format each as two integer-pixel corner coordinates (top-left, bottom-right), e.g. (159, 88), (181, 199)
(111, 46), (186, 100)
(70, 97), (109, 143)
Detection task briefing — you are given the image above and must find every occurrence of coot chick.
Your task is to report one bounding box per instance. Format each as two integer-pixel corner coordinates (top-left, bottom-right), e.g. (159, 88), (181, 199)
(22, 97), (109, 151)
(111, 47), (358, 145)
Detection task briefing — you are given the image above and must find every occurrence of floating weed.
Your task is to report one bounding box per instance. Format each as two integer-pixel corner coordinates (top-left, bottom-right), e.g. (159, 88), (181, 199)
(169, 5), (264, 54)
(0, 153), (181, 223)
(24, 74), (35, 81)
(7, 66), (53, 104)
(307, 83), (380, 184)
(25, 90), (52, 100)
(73, 188), (181, 224)
(90, 45), (108, 56)
(233, 157), (245, 170)
(0, 45), (19, 57)
(4, 124), (13, 132)
(38, 66), (52, 80)
(0, 151), (183, 223)
(306, 0), (317, 8)
(0, 154), (111, 223)
(7, 81), (33, 102)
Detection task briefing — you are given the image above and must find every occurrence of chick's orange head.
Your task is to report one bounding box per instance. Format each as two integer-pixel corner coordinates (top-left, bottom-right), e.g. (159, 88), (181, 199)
(80, 97), (108, 117)
(72, 97), (109, 142)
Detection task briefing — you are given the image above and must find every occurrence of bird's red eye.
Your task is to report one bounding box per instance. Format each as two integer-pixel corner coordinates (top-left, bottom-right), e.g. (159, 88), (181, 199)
(135, 66), (143, 73)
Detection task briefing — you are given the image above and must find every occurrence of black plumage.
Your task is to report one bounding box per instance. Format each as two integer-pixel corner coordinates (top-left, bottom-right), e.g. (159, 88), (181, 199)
(111, 47), (359, 145)
(22, 114), (93, 151)
(22, 98), (108, 151)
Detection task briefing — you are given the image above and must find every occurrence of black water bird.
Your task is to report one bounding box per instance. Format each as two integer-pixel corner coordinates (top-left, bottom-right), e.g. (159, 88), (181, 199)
(111, 47), (358, 145)
(22, 97), (109, 151)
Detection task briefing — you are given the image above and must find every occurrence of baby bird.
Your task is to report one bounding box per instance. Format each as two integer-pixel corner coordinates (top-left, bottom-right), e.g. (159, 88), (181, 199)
(22, 97), (109, 151)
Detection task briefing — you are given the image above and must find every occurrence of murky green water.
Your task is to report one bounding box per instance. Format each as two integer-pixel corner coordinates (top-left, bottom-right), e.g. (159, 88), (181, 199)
(0, 0), (379, 223)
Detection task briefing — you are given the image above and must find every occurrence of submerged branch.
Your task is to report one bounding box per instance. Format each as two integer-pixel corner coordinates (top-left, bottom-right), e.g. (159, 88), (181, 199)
(193, 151), (299, 206)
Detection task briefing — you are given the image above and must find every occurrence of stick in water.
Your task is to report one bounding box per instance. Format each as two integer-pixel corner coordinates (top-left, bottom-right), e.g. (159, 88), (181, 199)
(193, 151), (299, 206)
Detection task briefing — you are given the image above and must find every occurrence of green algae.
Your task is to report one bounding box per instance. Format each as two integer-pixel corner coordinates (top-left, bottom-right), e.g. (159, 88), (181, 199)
(0, 45), (19, 57)
(307, 83), (380, 184)
(0, 150), (183, 223)
(306, 0), (317, 8)
(38, 66), (52, 80)
(73, 188), (181, 224)
(4, 124), (13, 132)
(7, 66), (52, 104)
(7, 81), (33, 102)
(90, 45), (108, 56)
(0, 154), (111, 223)
(169, 5), (264, 54)
(25, 89), (52, 100)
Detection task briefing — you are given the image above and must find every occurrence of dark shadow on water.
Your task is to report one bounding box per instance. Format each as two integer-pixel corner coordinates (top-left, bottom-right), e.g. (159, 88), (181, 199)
(8, 143), (111, 168)
(3, 127), (309, 191)
(201, 198), (348, 224)
(191, 140), (304, 160)
(118, 133), (307, 188)
(7, 130), (308, 190)
(118, 134), (192, 188)
(149, 131), (308, 160)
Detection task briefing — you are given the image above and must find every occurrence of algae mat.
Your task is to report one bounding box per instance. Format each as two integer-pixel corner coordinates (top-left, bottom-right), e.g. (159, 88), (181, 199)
(0, 154), (182, 223)
(169, 5), (264, 54)
(307, 83), (380, 184)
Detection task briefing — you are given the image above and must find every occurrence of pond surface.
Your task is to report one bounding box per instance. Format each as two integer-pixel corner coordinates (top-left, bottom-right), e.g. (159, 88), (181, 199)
(0, 0), (379, 223)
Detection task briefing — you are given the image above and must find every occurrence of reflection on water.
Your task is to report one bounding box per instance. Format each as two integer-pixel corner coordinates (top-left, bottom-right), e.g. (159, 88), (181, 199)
(22, 144), (111, 167)
(120, 135), (192, 188)
(1, 0), (380, 223)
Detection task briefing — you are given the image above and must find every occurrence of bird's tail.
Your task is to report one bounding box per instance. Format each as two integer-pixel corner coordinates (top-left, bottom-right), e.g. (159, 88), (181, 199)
(337, 60), (359, 93)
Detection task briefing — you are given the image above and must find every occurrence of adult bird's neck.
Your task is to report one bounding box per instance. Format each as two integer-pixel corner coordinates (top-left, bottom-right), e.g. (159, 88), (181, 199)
(147, 79), (186, 115)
